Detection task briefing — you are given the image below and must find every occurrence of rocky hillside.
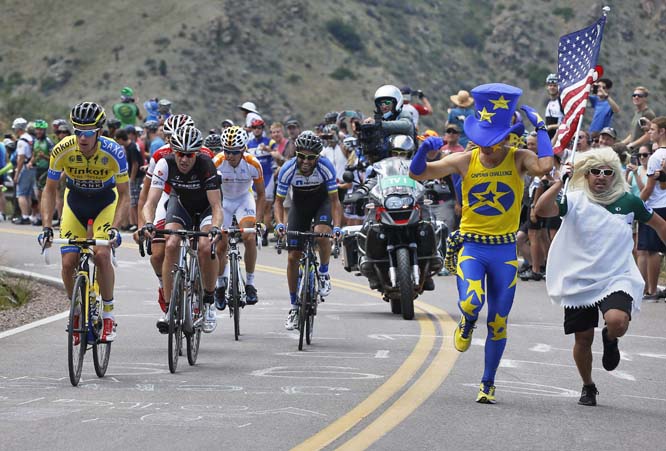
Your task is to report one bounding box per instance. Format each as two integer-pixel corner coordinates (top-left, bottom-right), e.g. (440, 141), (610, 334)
(0, 0), (662, 136)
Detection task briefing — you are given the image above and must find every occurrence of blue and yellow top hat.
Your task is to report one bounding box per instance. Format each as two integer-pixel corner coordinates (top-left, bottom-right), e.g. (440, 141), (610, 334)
(464, 83), (525, 147)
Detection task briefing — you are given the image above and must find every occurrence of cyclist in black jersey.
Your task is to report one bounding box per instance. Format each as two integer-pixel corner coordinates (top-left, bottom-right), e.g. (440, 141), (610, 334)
(142, 126), (223, 334)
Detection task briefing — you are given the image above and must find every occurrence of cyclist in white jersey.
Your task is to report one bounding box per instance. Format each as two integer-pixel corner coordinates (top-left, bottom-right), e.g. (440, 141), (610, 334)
(212, 126), (266, 307)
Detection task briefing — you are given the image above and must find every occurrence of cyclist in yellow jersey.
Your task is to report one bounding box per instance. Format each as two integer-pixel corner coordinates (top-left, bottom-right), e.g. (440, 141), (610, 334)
(410, 83), (554, 403)
(41, 102), (129, 342)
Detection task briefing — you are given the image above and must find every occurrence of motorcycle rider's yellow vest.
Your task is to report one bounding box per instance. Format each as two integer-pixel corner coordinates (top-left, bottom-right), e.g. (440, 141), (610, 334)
(460, 146), (523, 236)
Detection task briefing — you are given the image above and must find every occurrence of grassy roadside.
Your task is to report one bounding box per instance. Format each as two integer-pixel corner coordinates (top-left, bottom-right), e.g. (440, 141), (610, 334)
(0, 273), (33, 310)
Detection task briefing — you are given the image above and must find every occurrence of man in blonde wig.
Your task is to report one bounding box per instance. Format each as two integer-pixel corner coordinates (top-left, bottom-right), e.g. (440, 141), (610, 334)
(536, 147), (666, 406)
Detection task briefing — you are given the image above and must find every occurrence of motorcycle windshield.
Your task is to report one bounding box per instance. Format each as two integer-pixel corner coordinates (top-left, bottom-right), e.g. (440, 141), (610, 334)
(370, 157), (425, 199)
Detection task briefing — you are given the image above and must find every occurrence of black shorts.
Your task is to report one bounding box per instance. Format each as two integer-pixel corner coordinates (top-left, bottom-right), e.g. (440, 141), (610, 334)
(528, 216), (546, 230)
(165, 195), (212, 229)
(637, 207), (666, 252)
(545, 216), (562, 230)
(287, 196), (332, 250)
(563, 291), (633, 335)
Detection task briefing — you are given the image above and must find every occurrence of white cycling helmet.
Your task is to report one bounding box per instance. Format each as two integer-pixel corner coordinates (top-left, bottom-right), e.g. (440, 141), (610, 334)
(12, 117), (28, 130)
(163, 114), (194, 136)
(170, 125), (203, 153)
(374, 85), (403, 119)
(220, 126), (249, 151)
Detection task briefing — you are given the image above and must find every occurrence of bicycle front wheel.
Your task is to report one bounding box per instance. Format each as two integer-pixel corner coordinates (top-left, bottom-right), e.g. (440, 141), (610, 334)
(230, 254), (241, 341)
(68, 275), (87, 386)
(168, 271), (184, 373)
(92, 297), (111, 377)
(297, 263), (309, 351)
(187, 277), (202, 366)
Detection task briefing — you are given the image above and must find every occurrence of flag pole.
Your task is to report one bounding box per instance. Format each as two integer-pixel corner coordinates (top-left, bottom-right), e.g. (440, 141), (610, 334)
(561, 5), (611, 199)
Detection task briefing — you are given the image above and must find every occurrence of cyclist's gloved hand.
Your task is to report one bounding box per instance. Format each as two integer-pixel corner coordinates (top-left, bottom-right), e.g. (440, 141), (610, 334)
(209, 226), (221, 241)
(410, 136), (444, 176)
(108, 227), (122, 247)
(275, 223), (286, 236)
(142, 222), (156, 238)
(39, 227), (54, 247)
(333, 226), (343, 239)
(519, 105), (546, 129)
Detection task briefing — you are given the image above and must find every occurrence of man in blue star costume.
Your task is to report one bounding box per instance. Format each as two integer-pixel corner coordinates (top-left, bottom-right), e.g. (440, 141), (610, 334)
(409, 83), (554, 403)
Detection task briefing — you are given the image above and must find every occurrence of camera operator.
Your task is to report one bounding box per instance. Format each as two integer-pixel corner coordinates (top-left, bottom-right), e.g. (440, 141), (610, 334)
(363, 84), (415, 144)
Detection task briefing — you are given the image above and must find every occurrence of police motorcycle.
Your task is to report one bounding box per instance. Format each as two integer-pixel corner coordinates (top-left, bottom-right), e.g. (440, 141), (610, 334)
(341, 132), (446, 320)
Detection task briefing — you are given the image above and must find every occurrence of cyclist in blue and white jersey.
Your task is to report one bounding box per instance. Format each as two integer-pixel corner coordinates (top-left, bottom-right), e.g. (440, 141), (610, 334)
(274, 131), (342, 330)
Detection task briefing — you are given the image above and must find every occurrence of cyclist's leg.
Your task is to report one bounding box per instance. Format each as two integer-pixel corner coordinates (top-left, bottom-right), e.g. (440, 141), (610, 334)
(286, 202), (313, 306)
(91, 191), (119, 301)
(59, 190), (85, 297)
(162, 196), (192, 304)
(313, 197), (333, 296)
(150, 191), (169, 283)
(237, 193), (257, 282)
(197, 209), (217, 295)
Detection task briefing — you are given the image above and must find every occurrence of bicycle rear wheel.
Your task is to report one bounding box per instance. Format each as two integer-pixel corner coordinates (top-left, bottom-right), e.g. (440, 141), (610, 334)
(230, 254), (241, 341)
(187, 277), (203, 366)
(68, 275), (87, 386)
(168, 271), (184, 373)
(92, 296), (111, 377)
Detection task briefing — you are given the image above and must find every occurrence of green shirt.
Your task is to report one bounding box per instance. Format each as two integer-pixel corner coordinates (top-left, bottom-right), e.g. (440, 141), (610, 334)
(112, 102), (139, 128)
(559, 192), (653, 224)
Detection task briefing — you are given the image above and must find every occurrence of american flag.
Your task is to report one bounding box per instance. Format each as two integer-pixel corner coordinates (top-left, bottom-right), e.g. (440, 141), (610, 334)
(552, 14), (607, 155)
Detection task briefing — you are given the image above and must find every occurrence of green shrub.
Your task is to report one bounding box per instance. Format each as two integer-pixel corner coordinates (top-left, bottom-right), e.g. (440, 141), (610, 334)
(0, 274), (32, 310)
(330, 66), (356, 80)
(325, 19), (364, 52)
(553, 7), (575, 22)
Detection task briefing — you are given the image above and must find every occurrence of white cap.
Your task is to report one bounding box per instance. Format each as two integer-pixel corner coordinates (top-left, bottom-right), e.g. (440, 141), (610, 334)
(12, 117), (28, 130)
(239, 101), (258, 114)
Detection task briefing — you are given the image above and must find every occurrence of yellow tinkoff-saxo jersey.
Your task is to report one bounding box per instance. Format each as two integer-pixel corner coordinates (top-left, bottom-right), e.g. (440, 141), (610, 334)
(460, 146), (523, 236)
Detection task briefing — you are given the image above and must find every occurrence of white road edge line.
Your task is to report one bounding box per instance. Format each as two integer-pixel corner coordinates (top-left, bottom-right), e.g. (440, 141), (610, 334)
(0, 265), (67, 340)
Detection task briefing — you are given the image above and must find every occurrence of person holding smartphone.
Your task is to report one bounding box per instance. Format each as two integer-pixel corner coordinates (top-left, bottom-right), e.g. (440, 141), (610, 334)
(588, 78), (620, 134)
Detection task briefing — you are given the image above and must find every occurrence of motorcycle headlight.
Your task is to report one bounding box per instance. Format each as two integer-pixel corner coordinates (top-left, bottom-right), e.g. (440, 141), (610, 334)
(401, 197), (414, 208)
(385, 195), (404, 210)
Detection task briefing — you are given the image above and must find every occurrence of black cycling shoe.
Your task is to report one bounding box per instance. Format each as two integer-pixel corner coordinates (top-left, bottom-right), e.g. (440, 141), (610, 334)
(156, 316), (169, 334)
(423, 277), (435, 291)
(245, 284), (258, 305)
(578, 383), (598, 406)
(214, 283), (227, 311)
(602, 327), (621, 371)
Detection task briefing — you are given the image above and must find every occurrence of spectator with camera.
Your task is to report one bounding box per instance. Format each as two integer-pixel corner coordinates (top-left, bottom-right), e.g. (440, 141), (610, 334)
(588, 78), (620, 134)
(400, 86), (432, 130)
(622, 86), (656, 151)
(362, 85), (415, 160)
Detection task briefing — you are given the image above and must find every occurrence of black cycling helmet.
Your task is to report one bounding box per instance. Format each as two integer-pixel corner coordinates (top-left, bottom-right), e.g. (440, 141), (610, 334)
(107, 118), (121, 129)
(203, 133), (223, 152)
(295, 130), (323, 154)
(170, 125), (203, 153)
(70, 102), (106, 128)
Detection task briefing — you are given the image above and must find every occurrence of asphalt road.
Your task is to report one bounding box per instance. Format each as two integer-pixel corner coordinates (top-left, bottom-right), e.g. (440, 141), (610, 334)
(1, 223), (665, 450)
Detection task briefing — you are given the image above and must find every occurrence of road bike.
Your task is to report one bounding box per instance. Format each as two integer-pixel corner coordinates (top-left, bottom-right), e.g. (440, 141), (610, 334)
(277, 231), (340, 350)
(42, 236), (115, 386)
(140, 228), (215, 373)
(223, 217), (259, 341)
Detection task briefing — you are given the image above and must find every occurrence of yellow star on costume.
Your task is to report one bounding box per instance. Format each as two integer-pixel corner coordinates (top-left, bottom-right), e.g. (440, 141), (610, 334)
(505, 259), (519, 288)
(470, 181), (511, 213)
(466, 278), (484, 301)
(459, 294), (479, 316)
(488, 313), (508, 341)
(478, 107), (495, 122)
(489, 95), (510, 110)
(456, 254), (475, 280)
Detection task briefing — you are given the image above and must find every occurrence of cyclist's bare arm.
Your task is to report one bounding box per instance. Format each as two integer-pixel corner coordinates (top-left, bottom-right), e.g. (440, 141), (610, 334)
(330, 191), (342, 228)
(112, 181), (130, 229)
(273, 195), (286, 226)
(41, 178), (59, 229)
(205, 189), (223, 229)
(143, 186), (163, 225)
(137, 173), (153, 228)
(254, 180), (266, 224)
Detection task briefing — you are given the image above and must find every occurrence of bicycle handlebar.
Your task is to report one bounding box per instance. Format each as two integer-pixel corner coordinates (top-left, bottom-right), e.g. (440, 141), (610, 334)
(46, 238), (117, 267)
(275, 231), (341, 258)
(140, 229), (217, 260)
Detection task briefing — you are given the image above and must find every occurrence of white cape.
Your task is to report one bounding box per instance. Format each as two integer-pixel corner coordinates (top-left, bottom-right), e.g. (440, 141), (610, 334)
(546, 191), (643, 312)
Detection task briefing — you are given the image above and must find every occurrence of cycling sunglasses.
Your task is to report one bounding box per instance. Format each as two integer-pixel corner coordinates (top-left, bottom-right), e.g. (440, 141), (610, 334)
(175, 151), (196, 159)
(223, 149), (243, 156)
(73, 128), (100, 138)
(296, 152), (319, 161)
(588, 168), (614, 177)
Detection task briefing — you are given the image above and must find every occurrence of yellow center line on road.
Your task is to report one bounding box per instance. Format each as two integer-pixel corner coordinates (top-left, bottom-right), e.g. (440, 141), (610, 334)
(292, 306), (436, 451)
(333, 301), (458, 450)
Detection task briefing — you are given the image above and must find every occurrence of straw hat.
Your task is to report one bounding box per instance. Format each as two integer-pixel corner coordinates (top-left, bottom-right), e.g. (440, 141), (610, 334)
(450, 90), (474, 108)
